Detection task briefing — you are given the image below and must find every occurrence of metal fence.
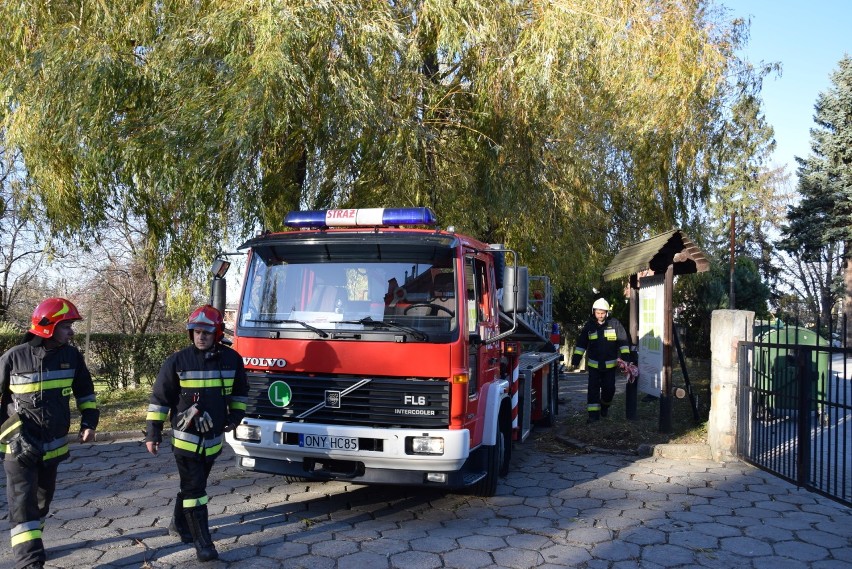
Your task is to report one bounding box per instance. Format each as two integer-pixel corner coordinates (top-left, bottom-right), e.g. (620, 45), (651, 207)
(737, 323), (852, 507)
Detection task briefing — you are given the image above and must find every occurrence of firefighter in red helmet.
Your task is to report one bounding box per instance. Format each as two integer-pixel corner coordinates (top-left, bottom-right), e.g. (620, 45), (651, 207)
(144, 305), (248, 562)
(0, 298), (99, 569)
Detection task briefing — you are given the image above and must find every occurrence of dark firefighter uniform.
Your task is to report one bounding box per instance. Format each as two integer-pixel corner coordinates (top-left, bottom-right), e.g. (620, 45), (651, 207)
(145, 342), (247, 557)
(571, 316), (631, 420)
(0, 340), (99, 569)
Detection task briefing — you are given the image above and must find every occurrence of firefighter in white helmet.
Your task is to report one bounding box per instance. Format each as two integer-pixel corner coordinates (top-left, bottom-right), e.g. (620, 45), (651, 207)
(570, 298), (631, 422)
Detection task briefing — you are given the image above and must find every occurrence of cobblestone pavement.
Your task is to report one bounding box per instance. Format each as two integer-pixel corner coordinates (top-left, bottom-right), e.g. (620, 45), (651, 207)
(0, 373), (849, 569)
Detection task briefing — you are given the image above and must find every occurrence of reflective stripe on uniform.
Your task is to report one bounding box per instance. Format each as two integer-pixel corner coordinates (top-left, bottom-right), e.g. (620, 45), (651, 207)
(171, 431), (223, 456)
(146, 404), (169, 422)
(230, 396), (247, 412)
(182, 494), (209, 508)
(43, 436), (69, 461)
(76, 393), (98, 411)
(177, 370), (236, 390)
(0, 417), (22, 440)
(10, 369), (74, 394)
(10, 520), (42, 547)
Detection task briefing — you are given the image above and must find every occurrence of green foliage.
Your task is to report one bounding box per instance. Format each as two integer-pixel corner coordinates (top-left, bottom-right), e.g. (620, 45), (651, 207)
(779, 55), (852, 325)
(674, 253), (770, 357)
(0, 333), (24, 354)
(674, 266), (727, 358)
(0, 0), (742, 302)
(0, 321), (21, 335)
(84, 334), (185, 390)
(732, 256), (770, 319)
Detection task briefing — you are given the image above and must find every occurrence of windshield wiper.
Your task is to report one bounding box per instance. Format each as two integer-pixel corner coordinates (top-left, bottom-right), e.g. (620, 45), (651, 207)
(339, 317), (428, 341)
(247, 318), (329, 338)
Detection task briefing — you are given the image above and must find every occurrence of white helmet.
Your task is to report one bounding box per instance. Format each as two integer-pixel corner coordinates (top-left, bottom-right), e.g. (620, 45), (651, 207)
(592, 298), (610, 314)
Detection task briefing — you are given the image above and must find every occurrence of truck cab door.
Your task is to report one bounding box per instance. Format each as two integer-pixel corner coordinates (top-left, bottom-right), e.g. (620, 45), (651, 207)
(464, 255), (501, 442)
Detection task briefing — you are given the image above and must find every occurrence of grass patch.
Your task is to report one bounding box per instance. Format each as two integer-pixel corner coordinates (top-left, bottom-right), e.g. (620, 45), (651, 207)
(72, 385), (150, 435)
(556, 358), (711, 451)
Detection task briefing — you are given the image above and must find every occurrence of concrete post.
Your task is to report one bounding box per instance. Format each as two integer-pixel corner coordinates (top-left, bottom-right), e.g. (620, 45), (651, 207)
(708, 309), (754, 461)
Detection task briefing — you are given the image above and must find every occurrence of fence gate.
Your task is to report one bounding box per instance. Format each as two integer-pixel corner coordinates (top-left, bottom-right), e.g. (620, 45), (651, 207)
(737, 328), (851, 507)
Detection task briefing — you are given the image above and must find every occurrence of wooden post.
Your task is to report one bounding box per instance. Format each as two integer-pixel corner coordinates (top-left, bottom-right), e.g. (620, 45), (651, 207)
(84, 305), (93, 367)
(659, 263), (674, 433)
(729, 210), (736, 309)
(626, 274), (639, 420)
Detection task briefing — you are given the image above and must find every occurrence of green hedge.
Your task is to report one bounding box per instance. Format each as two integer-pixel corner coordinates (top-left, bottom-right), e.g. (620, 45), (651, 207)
(0, 333), (186, 390)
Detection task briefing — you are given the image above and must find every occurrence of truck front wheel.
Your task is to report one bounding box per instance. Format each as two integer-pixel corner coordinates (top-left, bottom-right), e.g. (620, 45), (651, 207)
(470, 429), (504, 497)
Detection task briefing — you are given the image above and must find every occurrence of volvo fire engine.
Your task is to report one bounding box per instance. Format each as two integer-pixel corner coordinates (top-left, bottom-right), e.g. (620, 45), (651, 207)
(219, 207), (561, 496)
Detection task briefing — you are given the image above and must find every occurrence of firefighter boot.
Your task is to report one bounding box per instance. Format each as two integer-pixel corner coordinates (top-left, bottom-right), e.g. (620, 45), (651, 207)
(168, 493), (192, 544)
(184, 505), (218, 562)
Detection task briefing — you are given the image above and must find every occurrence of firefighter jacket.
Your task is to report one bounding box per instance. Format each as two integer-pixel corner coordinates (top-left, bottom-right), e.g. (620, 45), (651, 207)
(571, 316), (631, 370)
(145, 343), (248, 460)
(0, 339), (100, 464)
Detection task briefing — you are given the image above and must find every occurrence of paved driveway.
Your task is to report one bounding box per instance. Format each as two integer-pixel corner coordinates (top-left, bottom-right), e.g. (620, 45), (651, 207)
(0, 373), (848, 568)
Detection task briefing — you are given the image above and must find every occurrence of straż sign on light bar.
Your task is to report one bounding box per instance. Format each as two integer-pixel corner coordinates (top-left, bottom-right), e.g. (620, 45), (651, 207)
(284, 207), (437, 228)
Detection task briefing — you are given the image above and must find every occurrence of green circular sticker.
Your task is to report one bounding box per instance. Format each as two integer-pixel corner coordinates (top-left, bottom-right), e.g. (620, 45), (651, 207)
(268, 381), (292, 408)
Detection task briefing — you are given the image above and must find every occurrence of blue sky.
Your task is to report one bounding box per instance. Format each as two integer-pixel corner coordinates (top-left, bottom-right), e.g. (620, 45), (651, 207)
(721, 1), (851, 175)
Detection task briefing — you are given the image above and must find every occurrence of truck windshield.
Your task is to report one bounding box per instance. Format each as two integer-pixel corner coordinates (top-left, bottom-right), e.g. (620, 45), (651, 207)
(237, 243), (459, 340)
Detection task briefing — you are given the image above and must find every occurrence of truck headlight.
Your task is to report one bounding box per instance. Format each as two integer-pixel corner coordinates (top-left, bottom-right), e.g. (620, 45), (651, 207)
(234, 424), (261, 443)
(410, 436), (444, 455)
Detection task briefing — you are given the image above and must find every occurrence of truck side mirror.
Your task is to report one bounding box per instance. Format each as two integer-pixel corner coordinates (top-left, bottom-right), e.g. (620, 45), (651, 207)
(210, 258), (231, 313)
(501, 266), (529, 314)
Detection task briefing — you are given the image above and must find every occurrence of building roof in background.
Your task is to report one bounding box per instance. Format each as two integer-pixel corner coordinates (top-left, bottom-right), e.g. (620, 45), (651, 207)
(602, 229), (709, 282)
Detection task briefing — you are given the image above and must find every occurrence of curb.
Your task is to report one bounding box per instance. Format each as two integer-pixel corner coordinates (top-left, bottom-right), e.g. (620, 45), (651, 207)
(71, 430), (168, 444)
(554, 432), (637, 455)
(638, 442), (714, 460)
(554, 429), (714, 460)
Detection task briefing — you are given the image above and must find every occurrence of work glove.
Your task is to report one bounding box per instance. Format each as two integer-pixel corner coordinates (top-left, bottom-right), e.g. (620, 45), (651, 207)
(194, 411), (214, 434)
(175, 404), (200, 432)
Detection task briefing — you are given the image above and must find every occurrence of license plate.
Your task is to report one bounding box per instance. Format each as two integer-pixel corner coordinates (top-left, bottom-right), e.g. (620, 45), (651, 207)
(298, 434), (358, 451)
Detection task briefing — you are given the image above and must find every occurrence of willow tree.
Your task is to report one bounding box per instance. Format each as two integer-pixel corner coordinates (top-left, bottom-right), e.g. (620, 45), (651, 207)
(0, 0), (738, 297)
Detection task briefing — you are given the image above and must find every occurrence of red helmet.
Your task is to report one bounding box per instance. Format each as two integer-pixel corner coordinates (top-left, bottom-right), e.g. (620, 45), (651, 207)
(187, 305), (224, 342)
(30, 297), (83, 338)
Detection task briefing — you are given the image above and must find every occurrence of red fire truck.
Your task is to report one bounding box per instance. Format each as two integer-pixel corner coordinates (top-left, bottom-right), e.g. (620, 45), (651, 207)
(219, 207), (561, 496)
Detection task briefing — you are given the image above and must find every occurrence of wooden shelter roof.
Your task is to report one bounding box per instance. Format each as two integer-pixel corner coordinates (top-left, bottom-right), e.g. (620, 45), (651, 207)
(602, 229), (709, 282)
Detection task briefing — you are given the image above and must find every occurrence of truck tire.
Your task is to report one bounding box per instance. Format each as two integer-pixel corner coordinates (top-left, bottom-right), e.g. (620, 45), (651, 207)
(470, 428), (504, 497)
(498, 418), (512, 477)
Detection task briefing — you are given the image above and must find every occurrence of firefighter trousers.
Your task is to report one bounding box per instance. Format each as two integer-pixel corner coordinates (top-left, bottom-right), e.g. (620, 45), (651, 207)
(4, 455), (59, 569)
(175, 454), (214, 509)
(587, 367), (616, 420)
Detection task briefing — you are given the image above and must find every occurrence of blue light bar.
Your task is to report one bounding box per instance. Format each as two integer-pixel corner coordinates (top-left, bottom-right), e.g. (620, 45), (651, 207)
(284, 207), (437, 228)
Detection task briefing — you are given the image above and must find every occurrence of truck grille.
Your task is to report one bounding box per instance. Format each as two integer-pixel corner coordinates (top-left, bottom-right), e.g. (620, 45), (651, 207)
(245, 373), (450, 428)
